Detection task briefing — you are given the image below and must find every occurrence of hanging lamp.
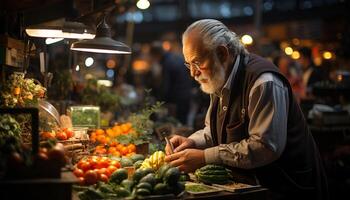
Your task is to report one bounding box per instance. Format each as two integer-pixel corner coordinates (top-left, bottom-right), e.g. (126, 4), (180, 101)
(70, 16), (131, 54)
(25, 20), (95, 39)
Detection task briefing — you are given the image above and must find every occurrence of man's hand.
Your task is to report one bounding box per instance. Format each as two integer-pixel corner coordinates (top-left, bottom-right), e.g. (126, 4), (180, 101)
(164, 149), (205, 173)
(165, 135), (196, 155)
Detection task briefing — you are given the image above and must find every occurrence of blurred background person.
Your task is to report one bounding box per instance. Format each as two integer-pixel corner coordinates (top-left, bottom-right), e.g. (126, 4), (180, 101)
(274, 54), (305, 102)
(149, 41), (194, 125)
(297, 47), (327, 97)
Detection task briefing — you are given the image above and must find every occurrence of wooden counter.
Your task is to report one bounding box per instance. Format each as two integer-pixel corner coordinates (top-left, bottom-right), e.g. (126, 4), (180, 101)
(182, 187), (268, 200)
(71, 186), (268, 200)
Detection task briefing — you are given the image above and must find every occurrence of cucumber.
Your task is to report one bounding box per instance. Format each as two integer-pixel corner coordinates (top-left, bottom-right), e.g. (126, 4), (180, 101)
(136, 188), (151, 196)
(110, 168), (128, 184)
(153, 183), (169, 195)
(136, 182), (153, 191)
(163, 167), (180, 186)
(139, 173), (156, 187)
(115, 187), (131, 197)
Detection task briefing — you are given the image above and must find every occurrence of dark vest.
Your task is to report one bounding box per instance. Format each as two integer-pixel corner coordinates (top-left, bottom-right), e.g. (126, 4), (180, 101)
(210, 53), (329, 200)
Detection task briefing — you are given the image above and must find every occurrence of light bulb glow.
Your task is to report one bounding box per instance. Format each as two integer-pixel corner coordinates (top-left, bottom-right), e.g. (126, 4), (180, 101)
(323, 51), (332, 60)
(285, 47), (293, 55)
(136, 0), (150, 10)
(241, 34), (253, 45)
(75, 65), (80, 71)
(85, 57), (94, 67)
(291, 51), (300, 59)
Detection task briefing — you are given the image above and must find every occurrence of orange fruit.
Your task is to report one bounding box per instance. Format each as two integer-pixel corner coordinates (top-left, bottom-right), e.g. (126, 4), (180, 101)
(121, 147), (128, 156)
(116, 144), (124, 151)
(127, 144), (136, 153)
(106, 128), (114, 137)
(108, 147), (117, 154)
(121, 124), (130, 133)
(113, 151), (121, 157)
(110, 141), (118, 147)
(96, 129), (105, 135)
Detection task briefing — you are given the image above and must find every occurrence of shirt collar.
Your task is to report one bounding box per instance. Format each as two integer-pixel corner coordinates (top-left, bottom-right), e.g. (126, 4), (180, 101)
(215, 54), (241, 98)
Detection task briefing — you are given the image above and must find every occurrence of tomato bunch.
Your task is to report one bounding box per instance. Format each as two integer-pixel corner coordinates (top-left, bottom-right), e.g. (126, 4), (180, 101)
(40, 128), (74, 141)
(74, 156), (121, 185)
(5, 143), (67, 179)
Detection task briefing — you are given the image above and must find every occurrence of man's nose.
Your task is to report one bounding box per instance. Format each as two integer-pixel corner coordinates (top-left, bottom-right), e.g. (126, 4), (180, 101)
(190, 67), (200, 77)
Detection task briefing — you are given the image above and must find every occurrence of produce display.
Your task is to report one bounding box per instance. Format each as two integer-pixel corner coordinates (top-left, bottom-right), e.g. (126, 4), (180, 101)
(40, 127), (74, 141)
(76, 164), (184, 199)
(0, 80), (259, 200)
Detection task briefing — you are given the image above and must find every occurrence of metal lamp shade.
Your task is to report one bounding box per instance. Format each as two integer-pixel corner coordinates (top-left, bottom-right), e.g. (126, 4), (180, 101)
(70, 37), (131, 54)
(25, 21), (95, 39)
(70, 17), (131, 54)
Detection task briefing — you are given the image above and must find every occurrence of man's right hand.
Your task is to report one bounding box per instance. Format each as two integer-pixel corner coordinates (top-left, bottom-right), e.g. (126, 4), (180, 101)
(165, 135), (196, 155)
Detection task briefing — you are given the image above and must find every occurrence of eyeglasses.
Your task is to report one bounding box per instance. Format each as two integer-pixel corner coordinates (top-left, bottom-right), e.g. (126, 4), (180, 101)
(184, 61), (206, 71)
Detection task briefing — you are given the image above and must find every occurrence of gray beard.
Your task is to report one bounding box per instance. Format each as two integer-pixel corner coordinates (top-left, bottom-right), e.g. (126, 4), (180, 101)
(199, 58), (226, 94)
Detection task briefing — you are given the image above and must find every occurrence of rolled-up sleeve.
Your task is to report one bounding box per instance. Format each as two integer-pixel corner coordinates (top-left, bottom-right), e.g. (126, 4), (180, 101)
(188, 96), (213, 149)
(204, 73), (289, 169)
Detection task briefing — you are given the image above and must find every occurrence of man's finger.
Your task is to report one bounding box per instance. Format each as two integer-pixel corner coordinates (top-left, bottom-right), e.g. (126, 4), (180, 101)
(169, 135), (182, 147)
(165, 145), (171, 155)
(174, 142), (190, 153)
(165, 151), (183, 162)
(169, 158), (184, 167)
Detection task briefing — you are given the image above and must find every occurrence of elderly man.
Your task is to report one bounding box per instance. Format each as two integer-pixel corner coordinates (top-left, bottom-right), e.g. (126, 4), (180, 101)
(165, 19), (328, 200)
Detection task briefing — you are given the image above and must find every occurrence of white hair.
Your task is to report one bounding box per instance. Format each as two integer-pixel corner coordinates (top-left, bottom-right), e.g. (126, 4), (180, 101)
(183, 19), (248, 56)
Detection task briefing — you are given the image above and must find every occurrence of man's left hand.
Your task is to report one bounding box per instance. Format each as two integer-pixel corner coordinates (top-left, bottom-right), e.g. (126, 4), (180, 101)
(164, 149), (205, 173)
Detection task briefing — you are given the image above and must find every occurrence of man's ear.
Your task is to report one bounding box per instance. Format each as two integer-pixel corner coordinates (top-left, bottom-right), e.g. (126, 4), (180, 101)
(216, 45), (229, 63)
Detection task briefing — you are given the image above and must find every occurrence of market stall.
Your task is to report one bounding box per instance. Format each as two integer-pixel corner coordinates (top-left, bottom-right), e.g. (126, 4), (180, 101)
(0, 74), (267, 200)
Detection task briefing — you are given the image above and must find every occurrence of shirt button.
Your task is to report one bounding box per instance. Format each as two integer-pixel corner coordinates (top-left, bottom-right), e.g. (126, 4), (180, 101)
(223, 106), (227, 111)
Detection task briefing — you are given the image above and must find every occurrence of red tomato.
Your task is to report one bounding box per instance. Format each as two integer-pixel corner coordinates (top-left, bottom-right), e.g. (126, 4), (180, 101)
(107, 165), (117, 175)
(99, 174), (109, 183)
(35, 152), (49, 161)
(56, 131), (67, 140)
(33, 152), (49, 168)
(79, 161), (91, 172)
(7, 152), (24, 169)
(41, 131), (56, 140)
(39, 147), (48, 154)
(84, 170), (98, 185)
(78, 177), (85, 185)
(110, 160), (121, 168)
(73, 168), (84, 177)
(93, 169), (100, 178)
(77, 160), (85, 170)
(48, 146), (66, 167)
(89, 158), (98, 169)
(65, 129), (74, 139)
(97, 168), (108, 177)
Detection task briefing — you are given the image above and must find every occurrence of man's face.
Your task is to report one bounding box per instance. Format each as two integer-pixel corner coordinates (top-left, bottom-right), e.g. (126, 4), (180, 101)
(183, 34), (226, 94)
